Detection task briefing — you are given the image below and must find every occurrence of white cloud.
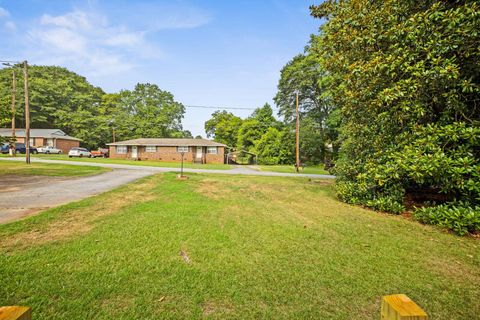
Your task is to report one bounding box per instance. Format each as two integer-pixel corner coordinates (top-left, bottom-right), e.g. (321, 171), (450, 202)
(0, 7), (10, 18)
(11, 3), (210, 85)
(4, 21), (15, 31)
(0, 7), (17, 32)
(104, 32), (144, 47)
(26, 9), (154, 77)
(30, 27), (87, 52)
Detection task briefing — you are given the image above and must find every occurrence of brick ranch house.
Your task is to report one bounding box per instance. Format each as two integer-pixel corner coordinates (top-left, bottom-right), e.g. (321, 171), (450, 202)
(107, 138), (227, 164)
(0, 128), (81, 153)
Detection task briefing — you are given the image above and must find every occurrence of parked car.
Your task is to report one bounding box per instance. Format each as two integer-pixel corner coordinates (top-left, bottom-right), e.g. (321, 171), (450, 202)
(90, 148), (109, 158)
(0, 143), (37, 154)
(37, 146), (62, 154)
(68, 147), (91, 158)
(0, 143), (9, 154)
(15, 143), (38, 154)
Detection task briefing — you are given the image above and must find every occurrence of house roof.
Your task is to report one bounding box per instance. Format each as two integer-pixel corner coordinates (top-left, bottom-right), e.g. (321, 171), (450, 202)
(107, 138), (226, 147)
(0, 128), (81, 141)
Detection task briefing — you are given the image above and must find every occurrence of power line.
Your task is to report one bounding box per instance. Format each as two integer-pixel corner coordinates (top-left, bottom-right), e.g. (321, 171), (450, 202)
(185, 105), (256, 110)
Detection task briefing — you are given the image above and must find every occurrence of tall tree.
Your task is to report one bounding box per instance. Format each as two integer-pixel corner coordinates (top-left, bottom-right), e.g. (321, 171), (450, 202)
(274, 52), (339, 164)
(311, 0), (480, 213)
(237, 103), (278, 151)
(0, 65), (105, 148)
(204, 110), (243, 147)
(113, 83), (185, 140)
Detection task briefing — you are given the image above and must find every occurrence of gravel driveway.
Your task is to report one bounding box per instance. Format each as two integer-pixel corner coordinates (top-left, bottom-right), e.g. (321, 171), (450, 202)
(0, 169), (154, 224)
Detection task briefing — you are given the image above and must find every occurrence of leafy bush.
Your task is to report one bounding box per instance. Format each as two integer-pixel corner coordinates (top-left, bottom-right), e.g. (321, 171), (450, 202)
(414, 202), (480, 235)
(311, 1), (480, 221)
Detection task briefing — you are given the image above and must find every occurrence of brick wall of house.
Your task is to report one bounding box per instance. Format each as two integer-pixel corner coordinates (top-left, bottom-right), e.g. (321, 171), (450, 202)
(206, 146), (225, 163)
(56, 139), (80, 153)
(34, 138), (46, 147)
(109, 145), (225, 164)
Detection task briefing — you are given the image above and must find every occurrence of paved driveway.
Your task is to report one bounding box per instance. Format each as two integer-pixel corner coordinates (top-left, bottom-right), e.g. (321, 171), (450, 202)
(0, 169), (154, 224)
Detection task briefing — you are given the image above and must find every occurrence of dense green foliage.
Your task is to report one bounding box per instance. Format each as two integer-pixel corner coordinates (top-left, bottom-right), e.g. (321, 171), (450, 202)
(205, 110), (243, 147)
(105, 83), (188, 143)
(205, 104), (298, 165)
(0, 66), (188, 149)
(205, 49), (342, 166)
(309, 0), (480, 231)
(414, 202), (480, 235)
(274, 53), (339, 166)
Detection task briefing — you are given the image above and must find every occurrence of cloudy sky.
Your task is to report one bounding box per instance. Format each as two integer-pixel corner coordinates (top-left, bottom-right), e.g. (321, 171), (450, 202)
(0, 0), (321, 136)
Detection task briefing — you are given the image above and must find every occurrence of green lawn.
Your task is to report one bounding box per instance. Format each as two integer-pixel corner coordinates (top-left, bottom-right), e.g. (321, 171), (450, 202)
(0, 161), (110, 176)
(0, 174), (478, 319)
(29, 154), (232, 170)
(258, 164), (330, 175)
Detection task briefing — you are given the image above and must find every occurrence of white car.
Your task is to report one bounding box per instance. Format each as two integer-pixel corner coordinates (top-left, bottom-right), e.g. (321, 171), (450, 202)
(68, 147), (92, 158)
(37, 146), (62, 154)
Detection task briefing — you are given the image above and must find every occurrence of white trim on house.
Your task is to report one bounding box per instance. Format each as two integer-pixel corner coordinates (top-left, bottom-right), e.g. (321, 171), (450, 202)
(116, 146), (127, 154)
(207, 146), (218, 154)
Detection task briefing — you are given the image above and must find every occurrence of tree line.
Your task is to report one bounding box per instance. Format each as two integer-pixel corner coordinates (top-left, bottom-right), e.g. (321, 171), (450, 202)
(0, 65), (191, 149)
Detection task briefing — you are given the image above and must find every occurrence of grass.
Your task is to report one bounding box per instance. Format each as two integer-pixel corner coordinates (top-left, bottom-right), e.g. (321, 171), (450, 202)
(257, 164), (330, 175)
(0, 173), (478, 319)
(2, 154), (332, 175)
(0, 161), (110, 176)
(26, 154), (233, 170)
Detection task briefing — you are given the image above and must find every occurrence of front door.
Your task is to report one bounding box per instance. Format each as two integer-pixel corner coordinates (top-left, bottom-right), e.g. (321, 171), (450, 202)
(196, 146), (203, 160)
(131, 146), (138, 158)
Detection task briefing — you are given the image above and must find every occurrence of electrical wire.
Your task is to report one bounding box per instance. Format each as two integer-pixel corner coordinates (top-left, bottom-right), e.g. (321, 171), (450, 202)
(185, 105), (256, 110)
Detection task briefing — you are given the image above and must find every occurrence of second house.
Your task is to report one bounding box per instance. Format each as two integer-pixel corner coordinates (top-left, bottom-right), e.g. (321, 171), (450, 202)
(107, 138), (226, 164)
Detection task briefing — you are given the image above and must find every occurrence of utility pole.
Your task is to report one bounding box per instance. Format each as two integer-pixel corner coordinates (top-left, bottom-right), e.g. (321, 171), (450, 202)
(295, 91), (300, 172)
(23, 61), (31, 164)
(10, 68), (16, 157)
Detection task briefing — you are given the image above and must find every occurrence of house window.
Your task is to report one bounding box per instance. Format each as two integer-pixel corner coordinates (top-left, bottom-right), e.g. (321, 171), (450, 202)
(116, 146), (127, 154)
(29, 138), (35, 146)
(177, 146), (189, 153)
(145, 146), (156, 152)
(207, 146), (217, 154)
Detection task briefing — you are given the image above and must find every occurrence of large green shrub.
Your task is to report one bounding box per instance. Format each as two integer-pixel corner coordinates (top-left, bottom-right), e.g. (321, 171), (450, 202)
(311, 0), (480, 231)
(414, 202), (480, 235)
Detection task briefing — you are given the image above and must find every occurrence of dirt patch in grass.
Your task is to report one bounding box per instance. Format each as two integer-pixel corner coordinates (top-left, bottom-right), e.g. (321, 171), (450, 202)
(423, 256), (480, 283)
(101, 295), (135, 313)
(196, 179), (232, 200)
(197, 177), (338, 228)
(202, 300), (234, 316)
(180, 249), (191, 264)
(0, 177), (157, 250)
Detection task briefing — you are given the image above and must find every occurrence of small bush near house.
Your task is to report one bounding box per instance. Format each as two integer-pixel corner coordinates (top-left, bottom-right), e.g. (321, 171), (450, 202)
(413, 202), (480, 236)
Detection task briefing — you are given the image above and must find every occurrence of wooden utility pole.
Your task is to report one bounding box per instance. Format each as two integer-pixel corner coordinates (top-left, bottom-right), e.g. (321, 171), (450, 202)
(295, 91), (300, 172)
(23, 61), (31, 164)
(11, 68), (16, 139)
(10, 68), (16, 157)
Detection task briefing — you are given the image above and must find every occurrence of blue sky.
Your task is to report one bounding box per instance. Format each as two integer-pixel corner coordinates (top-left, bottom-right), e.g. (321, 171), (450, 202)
(0, 0), (321, 136)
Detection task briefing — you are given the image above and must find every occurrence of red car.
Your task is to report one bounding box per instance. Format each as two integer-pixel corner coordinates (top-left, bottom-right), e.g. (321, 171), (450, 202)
(90, 148), (109, 158)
